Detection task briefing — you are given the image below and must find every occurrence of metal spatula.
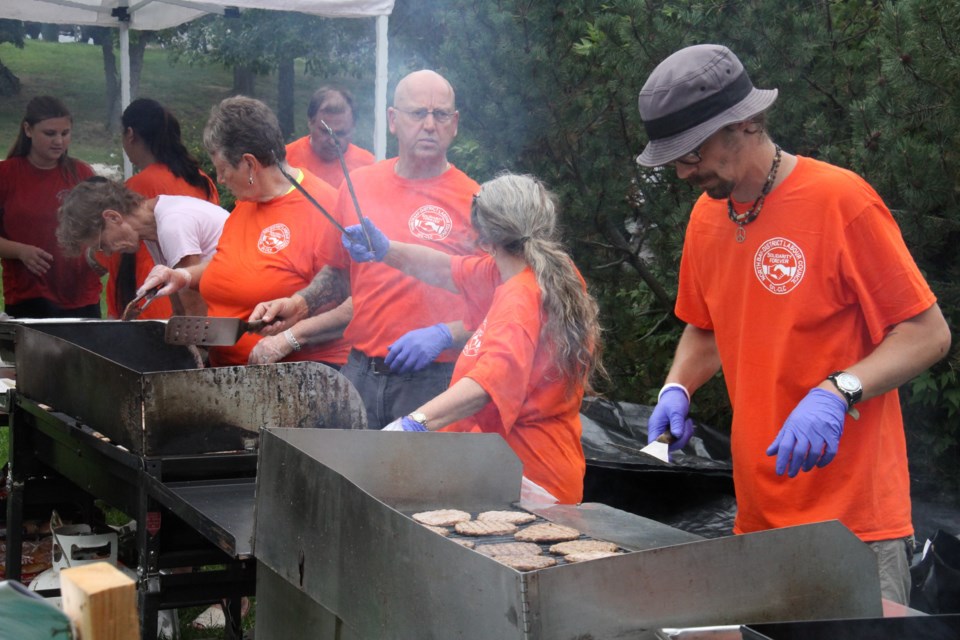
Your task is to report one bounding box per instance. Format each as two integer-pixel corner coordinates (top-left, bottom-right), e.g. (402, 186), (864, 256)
(639, 432), (677, 464)
(164, 316), (266, 346)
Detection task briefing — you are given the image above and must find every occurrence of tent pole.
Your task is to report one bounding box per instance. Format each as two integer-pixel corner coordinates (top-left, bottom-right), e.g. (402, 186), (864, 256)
(374, 15), (388, 161)
(119, 20), (132, 179)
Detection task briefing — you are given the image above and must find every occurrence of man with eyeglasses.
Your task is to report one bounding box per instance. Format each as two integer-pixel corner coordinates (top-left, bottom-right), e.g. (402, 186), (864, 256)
(249, 70), (481, 428)
(285, 86), (375, 189)
(637, 44), (950, 604)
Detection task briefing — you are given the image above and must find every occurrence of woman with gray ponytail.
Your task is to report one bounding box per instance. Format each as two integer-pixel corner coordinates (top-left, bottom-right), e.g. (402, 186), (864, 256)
(343, 173), (603, 505)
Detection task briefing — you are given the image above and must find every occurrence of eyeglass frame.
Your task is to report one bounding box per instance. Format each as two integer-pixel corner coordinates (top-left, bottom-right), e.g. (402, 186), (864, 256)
(393, 107), (458, 124)
(670, 144), (703, 166)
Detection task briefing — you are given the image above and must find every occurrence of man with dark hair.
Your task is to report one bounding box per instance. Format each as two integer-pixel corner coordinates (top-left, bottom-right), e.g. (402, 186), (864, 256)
(286, 86), (375, 188)
(638, 44), (951, 604)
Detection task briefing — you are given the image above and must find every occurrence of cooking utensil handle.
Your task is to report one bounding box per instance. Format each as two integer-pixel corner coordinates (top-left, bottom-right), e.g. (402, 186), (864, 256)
(319, 118), (373, 251)
(275, 159), (348, 235)
(244, 319), (268, 333)
(656, 432), (677, 445)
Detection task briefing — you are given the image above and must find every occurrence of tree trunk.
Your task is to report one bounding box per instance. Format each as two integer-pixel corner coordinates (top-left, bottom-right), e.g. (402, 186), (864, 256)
(0, 62), (20, 97)
(87, 27), (120, 133)
(101, 41), (120, 133)
(129, 32), (154, 101)
(40, 23), (59, 43)
(232, 66), (255, 96)
(277, 56), (295, 140)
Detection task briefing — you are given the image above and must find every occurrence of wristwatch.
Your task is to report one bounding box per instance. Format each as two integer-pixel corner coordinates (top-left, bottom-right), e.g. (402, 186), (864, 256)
(408, 411), (429, 429)
(827, 371), (863, 411)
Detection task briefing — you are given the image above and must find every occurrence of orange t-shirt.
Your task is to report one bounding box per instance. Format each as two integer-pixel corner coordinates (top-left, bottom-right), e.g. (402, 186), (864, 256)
(285, 136), (375, 188)
(329, 158), (481, 359)
(676, 156), (935, 541)
(107, 163), (219, 319)
(199, 171), (349, 367)
(443, 256), (586, 505)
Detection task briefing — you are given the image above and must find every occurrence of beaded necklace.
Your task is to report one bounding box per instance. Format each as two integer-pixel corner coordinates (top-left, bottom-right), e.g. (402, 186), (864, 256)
(728, 144), (782, 243)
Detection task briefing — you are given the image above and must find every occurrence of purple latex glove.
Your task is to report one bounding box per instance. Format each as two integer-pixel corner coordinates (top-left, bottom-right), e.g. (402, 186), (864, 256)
(385, 323), (453, 373)
(648, 386), (694, 451)
(766, 388), (847, 477)
(381, 416), (428, 432)
(342, 218), (389, 262)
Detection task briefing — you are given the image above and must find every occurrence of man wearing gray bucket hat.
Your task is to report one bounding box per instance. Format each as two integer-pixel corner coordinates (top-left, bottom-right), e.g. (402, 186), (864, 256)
(639, 44), (950, 604)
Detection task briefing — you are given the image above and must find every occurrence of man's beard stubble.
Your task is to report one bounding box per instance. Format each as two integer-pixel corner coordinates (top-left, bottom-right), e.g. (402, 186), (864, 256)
(691, 173), (735, 200)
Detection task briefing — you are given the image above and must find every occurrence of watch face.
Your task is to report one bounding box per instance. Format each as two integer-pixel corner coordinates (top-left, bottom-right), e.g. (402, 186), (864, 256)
(835, 372), (861, 393)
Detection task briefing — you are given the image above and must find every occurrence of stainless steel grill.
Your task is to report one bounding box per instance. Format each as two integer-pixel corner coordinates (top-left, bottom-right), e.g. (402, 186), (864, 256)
(10, 320), (365, 455)
(2, 319), (367, 640)
(254, 428), (884, 640)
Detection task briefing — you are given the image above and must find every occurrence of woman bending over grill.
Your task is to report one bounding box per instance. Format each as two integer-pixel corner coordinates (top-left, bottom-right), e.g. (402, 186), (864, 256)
(343, 173), (604, 505)
(102, 98), (221, 320)
(56, 177), (228, 317)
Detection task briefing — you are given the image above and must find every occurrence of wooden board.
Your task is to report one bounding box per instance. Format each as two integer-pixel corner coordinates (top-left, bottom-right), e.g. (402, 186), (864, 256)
(60, 562), (140, 640)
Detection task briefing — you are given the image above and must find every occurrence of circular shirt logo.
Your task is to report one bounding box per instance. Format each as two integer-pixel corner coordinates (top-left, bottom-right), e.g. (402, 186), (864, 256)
(754, 237), (805, 295)
(258, 223), (291, 254)
(408, 205), (453, 241)
(461, 319), (486, 357)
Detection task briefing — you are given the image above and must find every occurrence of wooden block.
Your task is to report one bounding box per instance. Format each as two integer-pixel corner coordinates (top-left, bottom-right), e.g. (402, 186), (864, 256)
(59, 562), (140, 640)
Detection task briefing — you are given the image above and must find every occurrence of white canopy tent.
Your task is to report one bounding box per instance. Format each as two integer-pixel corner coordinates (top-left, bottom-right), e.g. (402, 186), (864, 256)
(0, 0), (395, 174)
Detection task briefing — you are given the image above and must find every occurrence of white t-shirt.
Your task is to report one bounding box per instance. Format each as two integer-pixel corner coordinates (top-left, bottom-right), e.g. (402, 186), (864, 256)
(145, 195), (229, 268)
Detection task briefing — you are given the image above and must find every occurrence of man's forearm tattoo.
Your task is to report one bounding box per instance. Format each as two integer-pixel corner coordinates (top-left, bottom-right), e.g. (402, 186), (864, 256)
(297, 266), (349, 316)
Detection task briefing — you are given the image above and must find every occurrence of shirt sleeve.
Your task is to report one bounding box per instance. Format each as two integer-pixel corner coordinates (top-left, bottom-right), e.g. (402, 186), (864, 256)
(451, 254), (500, 330)
(675, 218), (714, 330)
(839, 201), (936, 344)
(461, 286), (540, 431)
(157, 210), (205, 267)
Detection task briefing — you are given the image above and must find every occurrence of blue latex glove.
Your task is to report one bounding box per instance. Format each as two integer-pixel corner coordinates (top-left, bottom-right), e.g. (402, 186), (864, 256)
(382, 416), (428, 432)
(385, 323), (453, 373)
(647, 386), (694, 451)
(342, 218), (389, 262)
(766, 388), (847, 477)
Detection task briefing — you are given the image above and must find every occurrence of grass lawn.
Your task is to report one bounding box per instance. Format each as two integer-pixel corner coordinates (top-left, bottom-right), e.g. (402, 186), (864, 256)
(0, 38), (377, 167)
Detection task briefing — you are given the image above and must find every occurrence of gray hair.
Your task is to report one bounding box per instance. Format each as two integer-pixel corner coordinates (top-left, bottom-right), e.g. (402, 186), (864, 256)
(471, 173), (604, 391)
(203, 96), (286, 168)
(57, 177), (143, 256)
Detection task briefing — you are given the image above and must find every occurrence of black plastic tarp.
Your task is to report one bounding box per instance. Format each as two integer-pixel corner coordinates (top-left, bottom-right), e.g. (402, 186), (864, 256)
(580, 397), (736, 539)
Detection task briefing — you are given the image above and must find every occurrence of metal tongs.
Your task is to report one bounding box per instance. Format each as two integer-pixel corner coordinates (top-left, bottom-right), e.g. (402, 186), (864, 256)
(120, 285), (160, 321)
(269, 150), (348, 238)
(319, 118), (374, 251)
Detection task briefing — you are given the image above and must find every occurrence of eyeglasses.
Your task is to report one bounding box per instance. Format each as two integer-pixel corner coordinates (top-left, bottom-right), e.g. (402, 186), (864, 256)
(97, 224), (105, 252)
(315, 127), (353, 139)
(394, 108), (457, 124)
(671, 145), (703, 166)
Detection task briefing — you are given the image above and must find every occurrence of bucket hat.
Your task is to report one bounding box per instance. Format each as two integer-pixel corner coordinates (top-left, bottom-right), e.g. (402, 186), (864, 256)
(636, 44), (778, 167)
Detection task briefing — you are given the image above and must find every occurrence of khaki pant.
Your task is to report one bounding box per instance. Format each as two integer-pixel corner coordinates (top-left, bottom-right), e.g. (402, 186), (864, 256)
(869, 536), (915, 605)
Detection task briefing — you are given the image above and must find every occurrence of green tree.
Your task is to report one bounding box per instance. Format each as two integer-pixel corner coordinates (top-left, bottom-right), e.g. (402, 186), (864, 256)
(161, 11), (374, 139)
(851, 0), (960, 494)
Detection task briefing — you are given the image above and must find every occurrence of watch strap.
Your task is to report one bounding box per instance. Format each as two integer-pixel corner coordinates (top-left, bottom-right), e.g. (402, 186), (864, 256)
(827, 371), (862, 410)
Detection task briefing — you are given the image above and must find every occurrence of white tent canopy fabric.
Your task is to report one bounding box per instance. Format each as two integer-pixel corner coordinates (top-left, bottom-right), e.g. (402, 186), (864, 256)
(0, 0), (395, 168)
(0, 0), (394, 30)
